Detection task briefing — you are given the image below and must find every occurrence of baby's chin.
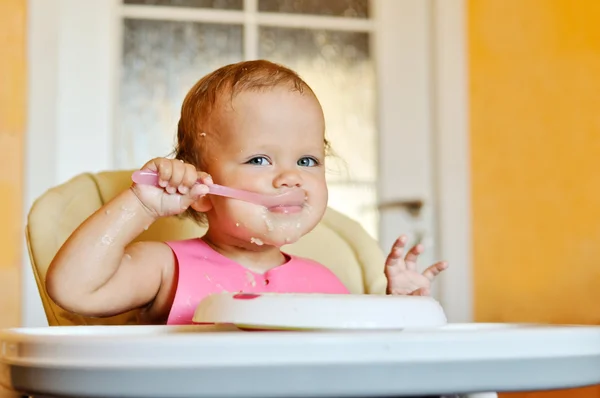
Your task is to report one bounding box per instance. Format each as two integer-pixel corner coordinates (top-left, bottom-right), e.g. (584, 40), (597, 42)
(244, 219), (307, 248)
(245, 234), (299, 249)
(237, 215), (318, 248)
(224, 201), (323, 247)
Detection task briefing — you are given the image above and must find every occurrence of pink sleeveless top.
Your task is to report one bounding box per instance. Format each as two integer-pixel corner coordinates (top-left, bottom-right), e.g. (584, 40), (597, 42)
(165, 238), (349, 325)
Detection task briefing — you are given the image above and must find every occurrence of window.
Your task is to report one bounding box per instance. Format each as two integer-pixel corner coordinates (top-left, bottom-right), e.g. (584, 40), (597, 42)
(116, 0), (379, 238)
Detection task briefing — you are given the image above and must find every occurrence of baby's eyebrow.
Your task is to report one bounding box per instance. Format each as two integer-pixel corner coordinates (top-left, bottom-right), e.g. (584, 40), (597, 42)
(300, 147), (326, 155)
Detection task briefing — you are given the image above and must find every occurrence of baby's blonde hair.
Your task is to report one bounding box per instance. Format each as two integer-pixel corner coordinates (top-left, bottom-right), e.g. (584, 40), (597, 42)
(174, 59), (328, 224)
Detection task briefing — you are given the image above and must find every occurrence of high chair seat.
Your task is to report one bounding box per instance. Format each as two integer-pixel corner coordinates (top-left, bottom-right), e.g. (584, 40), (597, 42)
(25, 170), (388, 326)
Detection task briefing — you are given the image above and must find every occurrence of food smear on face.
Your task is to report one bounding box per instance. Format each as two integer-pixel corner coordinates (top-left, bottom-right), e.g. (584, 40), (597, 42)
(262, 213), (275, 231)
(244, 200), (309, 246)
(250, 237), (264, 246)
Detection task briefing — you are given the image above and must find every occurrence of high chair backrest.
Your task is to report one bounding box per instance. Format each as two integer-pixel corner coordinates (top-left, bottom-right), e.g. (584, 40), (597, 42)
(25, 170), (387, 326)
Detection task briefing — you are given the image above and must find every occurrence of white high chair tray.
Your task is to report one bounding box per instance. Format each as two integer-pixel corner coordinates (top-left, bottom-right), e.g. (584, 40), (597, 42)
(193, 293), (449, 330)
(1, 323), (600, 398)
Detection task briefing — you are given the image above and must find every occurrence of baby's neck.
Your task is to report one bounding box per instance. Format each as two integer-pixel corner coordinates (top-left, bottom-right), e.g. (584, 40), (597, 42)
(201, 231), (287, 274)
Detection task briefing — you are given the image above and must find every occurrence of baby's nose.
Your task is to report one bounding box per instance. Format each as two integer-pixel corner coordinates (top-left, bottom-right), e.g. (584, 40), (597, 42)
(273, 170), (303, 188)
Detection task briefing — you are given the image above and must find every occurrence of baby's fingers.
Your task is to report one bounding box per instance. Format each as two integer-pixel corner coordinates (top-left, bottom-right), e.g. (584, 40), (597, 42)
(166, 160), (186, 194)
(177, 184), (209, 211)
(197, 171), (213, 185)
(189, 183), (209, 199)
(153, 158), (173, 188)
(385, 236), (408, 269)
(177, 163), (199, 194)
(404, 243), (423, 271)
(410, 287), (431, 296)
(421, 261), (449, 281)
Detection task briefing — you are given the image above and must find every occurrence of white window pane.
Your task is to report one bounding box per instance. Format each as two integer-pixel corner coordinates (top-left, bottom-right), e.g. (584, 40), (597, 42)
(123, 0), (243, 9)
(117, 19), (243, 169)
(258, 0), (369, 18)
(258, 27), (376, 182)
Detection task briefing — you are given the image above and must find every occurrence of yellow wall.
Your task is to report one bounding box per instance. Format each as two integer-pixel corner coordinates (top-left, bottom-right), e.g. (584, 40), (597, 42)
(469, 0), (600, 397)
(0, 0), (25, 329)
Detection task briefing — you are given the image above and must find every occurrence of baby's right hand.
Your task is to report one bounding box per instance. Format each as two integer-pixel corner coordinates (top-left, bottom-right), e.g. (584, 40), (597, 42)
(130, 157), (212, 218)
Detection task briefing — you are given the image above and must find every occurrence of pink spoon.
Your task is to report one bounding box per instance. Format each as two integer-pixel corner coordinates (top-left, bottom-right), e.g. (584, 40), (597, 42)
(131, 170), (306, 208)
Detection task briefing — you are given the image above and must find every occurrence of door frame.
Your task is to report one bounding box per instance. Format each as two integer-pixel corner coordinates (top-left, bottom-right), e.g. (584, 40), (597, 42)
(430, 0), (472, 323)
(23, 0), (471, 326)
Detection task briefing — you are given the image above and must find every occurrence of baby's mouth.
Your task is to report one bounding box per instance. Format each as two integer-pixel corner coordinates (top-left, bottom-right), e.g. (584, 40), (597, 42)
(264, 189), (307, 214)
(267, 203), (305, 214)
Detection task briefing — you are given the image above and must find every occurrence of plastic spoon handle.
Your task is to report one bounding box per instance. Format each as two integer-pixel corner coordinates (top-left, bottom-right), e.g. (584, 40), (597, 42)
(131, 170), (304, 207)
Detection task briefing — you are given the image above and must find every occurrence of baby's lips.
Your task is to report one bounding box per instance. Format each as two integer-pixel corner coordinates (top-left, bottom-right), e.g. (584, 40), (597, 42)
(268, 204), (304, 214)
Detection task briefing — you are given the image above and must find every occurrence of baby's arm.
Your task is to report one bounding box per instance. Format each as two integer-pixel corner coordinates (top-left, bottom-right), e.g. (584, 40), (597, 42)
(46, 188), (172, 317)
(46, 157), (210, 318)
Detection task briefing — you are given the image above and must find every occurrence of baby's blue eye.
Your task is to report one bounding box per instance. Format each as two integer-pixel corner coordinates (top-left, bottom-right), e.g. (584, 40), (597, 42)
(247, 156), (270, 166)
(298, 157), (318, 167)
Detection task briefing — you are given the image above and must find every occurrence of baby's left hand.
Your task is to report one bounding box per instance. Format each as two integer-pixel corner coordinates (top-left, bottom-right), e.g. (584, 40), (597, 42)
(385, 235), (448, 296)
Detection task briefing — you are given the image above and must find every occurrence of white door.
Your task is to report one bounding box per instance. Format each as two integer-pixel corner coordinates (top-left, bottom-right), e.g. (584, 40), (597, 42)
(24, 0), (471, 326)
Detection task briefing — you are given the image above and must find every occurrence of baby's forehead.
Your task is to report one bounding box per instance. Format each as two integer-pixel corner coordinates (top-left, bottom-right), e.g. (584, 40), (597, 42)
(219, 83), (315, 107)
(212, 86), (321, 121)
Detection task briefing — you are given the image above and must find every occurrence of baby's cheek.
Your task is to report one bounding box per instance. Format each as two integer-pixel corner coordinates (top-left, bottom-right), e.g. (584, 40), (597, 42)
(306, 180), (328, 207)
(307, 191), (328, 219)
(222, 202), (269, 231)
(228, 201), (259, 220)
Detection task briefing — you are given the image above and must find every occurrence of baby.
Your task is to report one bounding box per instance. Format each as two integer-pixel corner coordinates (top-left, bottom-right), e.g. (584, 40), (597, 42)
(46, 60), (448, 325)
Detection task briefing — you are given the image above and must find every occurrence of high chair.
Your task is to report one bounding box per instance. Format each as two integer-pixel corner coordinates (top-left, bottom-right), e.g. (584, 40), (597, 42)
(20, 170), (502, 398)
(25, 170), (388, 326)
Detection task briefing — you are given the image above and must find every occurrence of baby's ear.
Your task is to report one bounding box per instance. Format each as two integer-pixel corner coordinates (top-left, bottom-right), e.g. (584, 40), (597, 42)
(190, 195), (212, 213)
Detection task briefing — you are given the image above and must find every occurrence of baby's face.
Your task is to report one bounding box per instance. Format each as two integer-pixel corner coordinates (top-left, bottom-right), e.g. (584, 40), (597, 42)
(202, 86), (328, 248)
